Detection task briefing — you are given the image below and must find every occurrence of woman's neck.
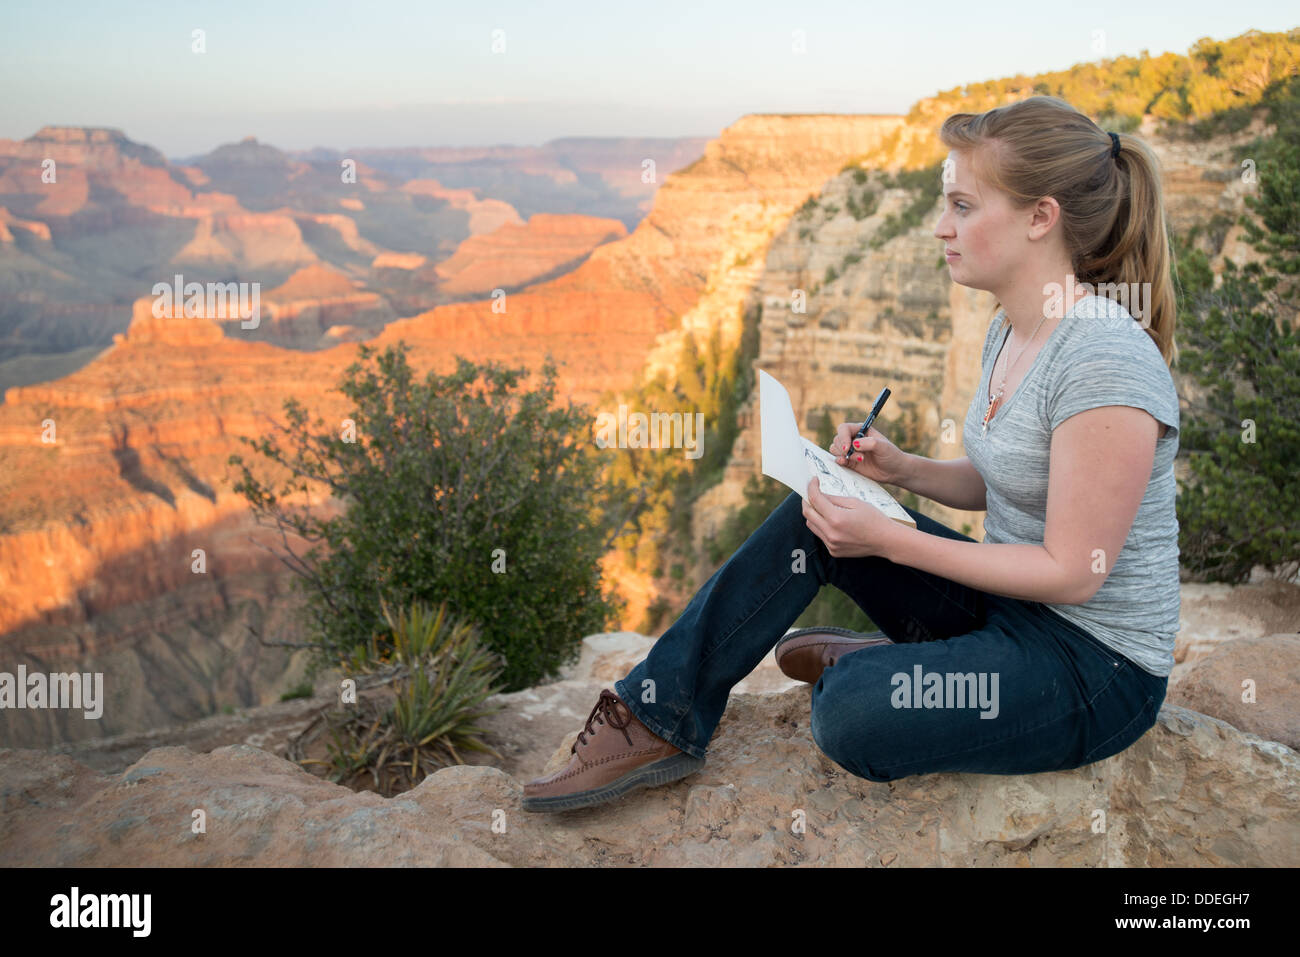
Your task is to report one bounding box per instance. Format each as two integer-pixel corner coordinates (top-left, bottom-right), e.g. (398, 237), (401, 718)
(997, 270), (1089, 340)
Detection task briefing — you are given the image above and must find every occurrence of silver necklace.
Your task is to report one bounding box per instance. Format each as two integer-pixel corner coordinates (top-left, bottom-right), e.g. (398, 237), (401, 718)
(981, 292), (1063, 435)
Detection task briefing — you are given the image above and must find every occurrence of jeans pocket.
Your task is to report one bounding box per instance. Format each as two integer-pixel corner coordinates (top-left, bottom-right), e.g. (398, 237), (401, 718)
(1080, 693), (1158, 765)
(1038, 604), (1125, 670)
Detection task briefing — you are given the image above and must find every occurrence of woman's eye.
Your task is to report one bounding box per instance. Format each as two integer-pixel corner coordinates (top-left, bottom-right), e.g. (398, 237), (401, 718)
(953, 201), (968, 212)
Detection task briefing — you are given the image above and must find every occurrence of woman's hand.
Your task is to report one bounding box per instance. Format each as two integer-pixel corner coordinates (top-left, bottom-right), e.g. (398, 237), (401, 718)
(829, 423), (912, 488)
(802, 476), (903, 560)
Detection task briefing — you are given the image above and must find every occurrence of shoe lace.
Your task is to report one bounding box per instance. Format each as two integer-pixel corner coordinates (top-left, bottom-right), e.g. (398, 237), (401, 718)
(572, 689), (635, 753)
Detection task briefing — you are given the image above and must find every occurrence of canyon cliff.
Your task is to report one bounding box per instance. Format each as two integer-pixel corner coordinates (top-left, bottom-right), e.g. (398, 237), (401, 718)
(0, 114), (907, 747)
(0, 127), (687, 388)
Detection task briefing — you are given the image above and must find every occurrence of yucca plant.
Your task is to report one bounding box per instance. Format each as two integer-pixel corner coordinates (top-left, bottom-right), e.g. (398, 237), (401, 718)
(383, 599), (507, 769)
(290, 598), (507, 795)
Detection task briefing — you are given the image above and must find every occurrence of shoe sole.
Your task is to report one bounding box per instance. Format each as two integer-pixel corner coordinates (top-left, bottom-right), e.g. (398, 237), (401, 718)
(521, 751), (706, 813)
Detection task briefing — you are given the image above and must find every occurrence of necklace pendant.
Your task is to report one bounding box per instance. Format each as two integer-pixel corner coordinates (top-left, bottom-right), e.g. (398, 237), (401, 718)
(981, 393), (1001, 435)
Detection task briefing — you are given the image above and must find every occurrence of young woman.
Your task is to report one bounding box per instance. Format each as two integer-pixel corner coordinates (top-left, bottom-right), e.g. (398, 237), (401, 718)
(524, 96), (1181, 813)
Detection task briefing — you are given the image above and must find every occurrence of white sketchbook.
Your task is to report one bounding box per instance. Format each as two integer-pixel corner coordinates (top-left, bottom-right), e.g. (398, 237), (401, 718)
(759, 369), (916, 528)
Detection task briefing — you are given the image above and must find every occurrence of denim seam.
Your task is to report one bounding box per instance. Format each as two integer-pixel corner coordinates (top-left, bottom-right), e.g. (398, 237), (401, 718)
(650, 564), (801, 756)
(1036, 603), (1140, 671)
(613, 553), (798, 759)
(1078, 694), (1156, 764)
(617, 508), (813, 759)
(699, 565), (799, 669)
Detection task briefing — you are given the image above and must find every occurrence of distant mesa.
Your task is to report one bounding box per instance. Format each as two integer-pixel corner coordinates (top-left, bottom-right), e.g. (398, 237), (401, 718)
(124, 295), (225, 345)
(400, 177), (523, 236)
(428, 212), (627, 297)
(371, 252), (427, 271)
(266, 263), (361, 302)
(22, 125), (168, 167)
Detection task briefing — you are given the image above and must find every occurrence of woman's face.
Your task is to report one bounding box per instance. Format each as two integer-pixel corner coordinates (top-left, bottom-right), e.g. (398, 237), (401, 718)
(933, 148), (1022, 293)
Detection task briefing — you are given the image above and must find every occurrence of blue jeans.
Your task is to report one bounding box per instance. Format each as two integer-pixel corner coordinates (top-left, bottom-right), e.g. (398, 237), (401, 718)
(614, 491), (1169, 782)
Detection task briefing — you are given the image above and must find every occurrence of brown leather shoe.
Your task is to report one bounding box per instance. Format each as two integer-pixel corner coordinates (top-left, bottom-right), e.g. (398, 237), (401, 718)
(775, 626), (893, 683)
(522, 689), (705, 812)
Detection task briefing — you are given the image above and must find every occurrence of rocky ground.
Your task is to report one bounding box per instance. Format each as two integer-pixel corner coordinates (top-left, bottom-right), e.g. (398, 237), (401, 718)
(1, 687), (1294, 867)
(1, 576), (1296, 867)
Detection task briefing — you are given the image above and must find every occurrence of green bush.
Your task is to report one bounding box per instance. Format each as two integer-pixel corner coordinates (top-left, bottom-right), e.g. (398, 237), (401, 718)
(228, 343), (625, 691)
(846, 187), (879, 220)
(870, 160), (945, 249)
(279, 680), (315, 702)
(1174, 255), (1300, 582)
(1173, 77), (1300, 582)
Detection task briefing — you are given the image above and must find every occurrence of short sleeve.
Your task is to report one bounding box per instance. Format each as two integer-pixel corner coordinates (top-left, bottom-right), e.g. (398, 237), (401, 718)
(1046, 323), (1179, 441)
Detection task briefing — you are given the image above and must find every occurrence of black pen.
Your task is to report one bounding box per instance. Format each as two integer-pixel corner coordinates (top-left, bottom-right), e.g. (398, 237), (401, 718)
(852, 387), (891, 448)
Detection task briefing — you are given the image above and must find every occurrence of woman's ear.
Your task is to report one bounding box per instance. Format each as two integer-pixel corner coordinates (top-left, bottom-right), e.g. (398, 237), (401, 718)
(1027, 195), (1061, 241)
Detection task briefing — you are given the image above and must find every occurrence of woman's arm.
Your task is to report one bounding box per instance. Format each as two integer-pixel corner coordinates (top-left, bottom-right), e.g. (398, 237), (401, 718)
(898, 454), (987, 512)
(884, 405), (1158, 604)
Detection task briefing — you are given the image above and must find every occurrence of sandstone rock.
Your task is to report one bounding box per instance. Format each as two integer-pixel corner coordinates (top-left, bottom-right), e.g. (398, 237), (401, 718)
(1173, 579), (1300, 681)
(2, 690), (1294, 867)
(39, 628), (795, 780)
(1166, 633), (1300, 751)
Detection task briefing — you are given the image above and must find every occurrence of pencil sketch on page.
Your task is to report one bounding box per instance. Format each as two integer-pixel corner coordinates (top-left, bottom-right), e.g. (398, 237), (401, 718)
(758, 367), (916, 528)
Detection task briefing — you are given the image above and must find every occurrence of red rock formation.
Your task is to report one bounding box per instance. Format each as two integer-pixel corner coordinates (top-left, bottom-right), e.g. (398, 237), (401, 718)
(172, 211), (319, 272)
(0, 114), (934, 749)
(0, 206), (52, 242)
(257, 264), (392, 346)
(427, 213), (627, 296)
(400, 178), (521, 235)
(266, 263), (360, 301)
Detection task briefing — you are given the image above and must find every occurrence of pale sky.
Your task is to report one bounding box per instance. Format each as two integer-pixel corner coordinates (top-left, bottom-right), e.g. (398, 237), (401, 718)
(1, 0), (1294, 157)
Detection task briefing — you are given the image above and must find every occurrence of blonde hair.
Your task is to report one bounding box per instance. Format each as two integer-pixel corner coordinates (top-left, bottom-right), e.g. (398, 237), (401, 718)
(939, 96), (1177, 366)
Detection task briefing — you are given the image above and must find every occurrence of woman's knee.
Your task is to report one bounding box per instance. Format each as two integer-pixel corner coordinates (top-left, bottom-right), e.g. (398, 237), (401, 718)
(809, 681), (898, 781)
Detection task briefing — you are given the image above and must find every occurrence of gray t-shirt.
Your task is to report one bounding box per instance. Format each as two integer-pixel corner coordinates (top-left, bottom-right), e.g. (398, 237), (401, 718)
(963, 293), (1181, 677)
